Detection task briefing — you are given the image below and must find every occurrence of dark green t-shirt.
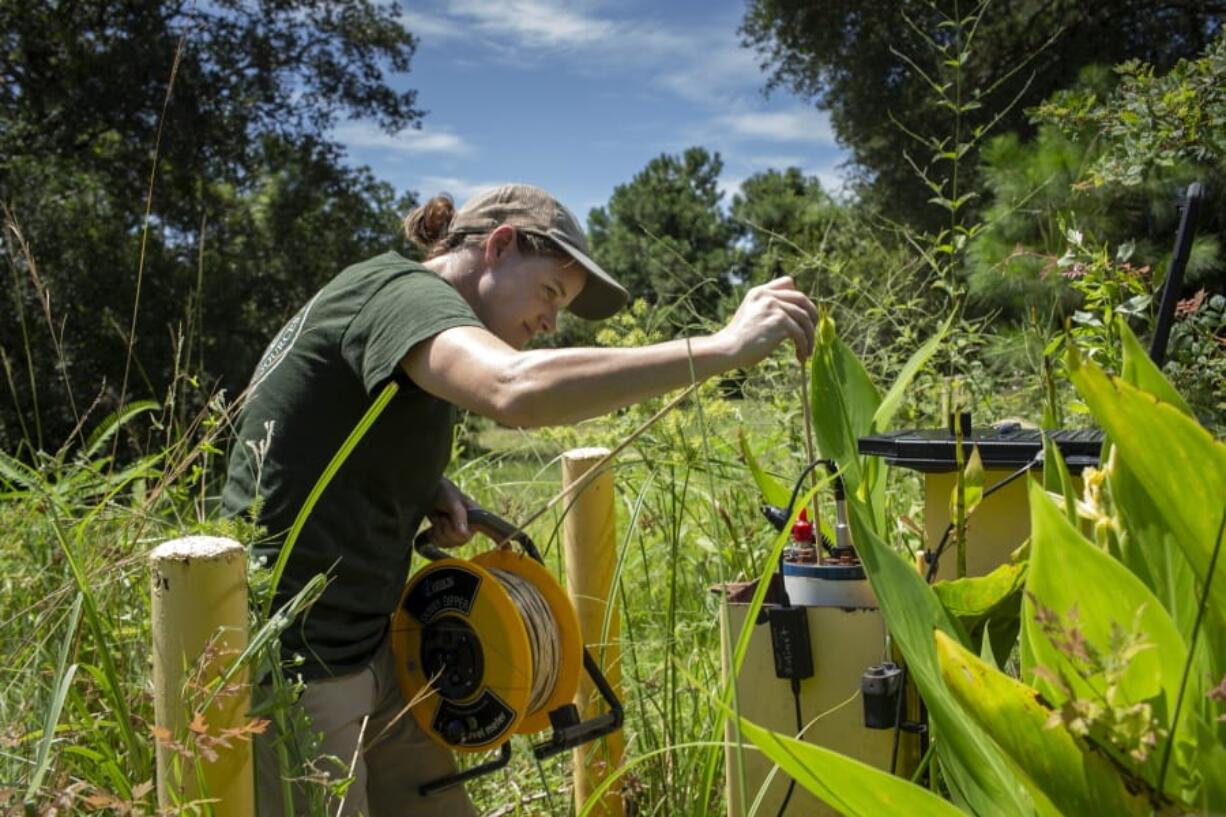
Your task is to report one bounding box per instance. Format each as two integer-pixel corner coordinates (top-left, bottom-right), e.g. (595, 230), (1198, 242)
(222, 252), (484, 679)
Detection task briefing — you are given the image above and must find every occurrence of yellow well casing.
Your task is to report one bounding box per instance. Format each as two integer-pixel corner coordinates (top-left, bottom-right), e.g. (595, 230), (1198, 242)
(720, 601), (920, 817)
(922, 466), (1079, 580)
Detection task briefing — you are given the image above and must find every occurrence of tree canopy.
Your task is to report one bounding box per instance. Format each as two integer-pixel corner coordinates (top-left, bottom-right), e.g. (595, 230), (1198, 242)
(587, 147), (738, 326)
(740, 0), (1226, 231)
(0, 0), (419, 452)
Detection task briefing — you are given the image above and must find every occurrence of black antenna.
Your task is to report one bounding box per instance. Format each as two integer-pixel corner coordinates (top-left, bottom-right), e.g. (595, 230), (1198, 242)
(1150, 182), (1203, 365)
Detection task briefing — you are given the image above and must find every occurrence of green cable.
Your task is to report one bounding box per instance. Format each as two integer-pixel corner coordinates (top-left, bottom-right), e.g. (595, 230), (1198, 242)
(264, 380), (401, 617)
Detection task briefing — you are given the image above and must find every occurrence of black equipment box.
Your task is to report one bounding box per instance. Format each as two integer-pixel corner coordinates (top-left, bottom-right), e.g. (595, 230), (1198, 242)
(857, 426), (1104, 473)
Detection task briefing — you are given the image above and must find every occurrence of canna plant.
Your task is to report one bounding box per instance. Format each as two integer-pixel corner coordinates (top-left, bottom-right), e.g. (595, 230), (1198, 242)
(736, 316), (1226, 814)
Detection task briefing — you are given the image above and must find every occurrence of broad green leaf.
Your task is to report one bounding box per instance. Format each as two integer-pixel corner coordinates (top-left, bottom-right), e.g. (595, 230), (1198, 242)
(1192, 718), (1226, 812)
(847, 503), (1037, 817)
(831, 336), (881, 441)
(1040, 434), (1079, 527)
(810, 327), (880, 496)
(735, 716), (964, 817)
(810, 341), (858, 484)
(1118, 319), (1193, 416)
(933, 561), (1026, 620)
(935, 561), (1026, 666)
(873, 314), (952, 433)
(937, 631), (1157, 817)
(737, 428), (791, 508)
(1108, 451), (1209, 648)
(1067, 350), (1226, 636)
(811, 320), (891, 534)
(1111, 321), (1222, 689)
(1022, 478), (1194, 791)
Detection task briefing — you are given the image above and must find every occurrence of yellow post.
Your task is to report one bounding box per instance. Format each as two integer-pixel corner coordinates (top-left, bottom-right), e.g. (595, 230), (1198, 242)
(562, 447), (625, 817)
(151, 536), (253, 816)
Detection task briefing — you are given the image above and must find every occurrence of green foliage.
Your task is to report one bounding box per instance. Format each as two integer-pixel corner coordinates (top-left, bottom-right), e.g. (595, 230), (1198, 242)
(1036, 34), (1226, 188)
(0, 0), (419, 454)
(1022, 477), (1192, 789)
(1042, 230), (1155, 372)
(740, 0), (1226, 230)
(742, 317), (1225, 815)
(936, 630), (1159, 816)
(1163, 291), (1226, 429)
(967, 58), (1225, 323)
(729, 167), (837, 288)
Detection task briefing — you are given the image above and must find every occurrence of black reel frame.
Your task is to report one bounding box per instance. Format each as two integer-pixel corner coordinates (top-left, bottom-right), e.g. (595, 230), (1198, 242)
(411, 508), (624, 796)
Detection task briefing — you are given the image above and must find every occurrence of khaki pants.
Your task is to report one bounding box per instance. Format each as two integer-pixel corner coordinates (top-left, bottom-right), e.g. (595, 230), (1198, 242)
(255, 638), (477, 817)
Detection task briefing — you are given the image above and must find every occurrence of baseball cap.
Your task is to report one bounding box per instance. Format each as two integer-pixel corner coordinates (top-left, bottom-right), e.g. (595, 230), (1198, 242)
(449, 184), (629, 320)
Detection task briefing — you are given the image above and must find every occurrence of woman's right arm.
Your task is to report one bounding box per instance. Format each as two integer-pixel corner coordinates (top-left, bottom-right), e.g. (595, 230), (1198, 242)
(401, 277), (817, 428)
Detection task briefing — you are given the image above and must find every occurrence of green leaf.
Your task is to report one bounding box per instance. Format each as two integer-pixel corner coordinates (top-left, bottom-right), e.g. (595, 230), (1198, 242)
(25, 594), (82, 805)
(1041, 434), (1079, 528)
(1118, 319), (1193, 416)
(735, 716), (964, 817)
(933, 561), (1026, 620)
(810, 332), (877, 495)
(847, 503), (1037, 816)
(937, 630), (1156, 817)
(1067, 350), (1226, 635)
(873, 315), (952, 433)
(738, 427), (790, 508)
(82, 399), (160, 460)
(1022, 478), (1194, 790)
(950, 444), (985, 518)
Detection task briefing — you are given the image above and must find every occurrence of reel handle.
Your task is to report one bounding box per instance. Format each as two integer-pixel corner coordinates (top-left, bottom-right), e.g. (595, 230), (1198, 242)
(414, 507), (545, 563)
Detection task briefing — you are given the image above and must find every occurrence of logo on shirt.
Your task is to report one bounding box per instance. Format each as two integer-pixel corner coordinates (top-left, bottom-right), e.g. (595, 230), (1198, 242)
(250, 292), (320, 391)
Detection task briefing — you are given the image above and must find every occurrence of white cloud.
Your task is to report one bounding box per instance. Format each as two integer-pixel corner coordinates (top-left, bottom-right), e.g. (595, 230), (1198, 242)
(446, 0), (616, 49)
(717, 108), (836, 146)
(417, 175), (509, 201)
(656, 41), (763, 104)
(403, 0), (688, 62)
(332, 122), (472, 156)
(399, 8), (464, 40)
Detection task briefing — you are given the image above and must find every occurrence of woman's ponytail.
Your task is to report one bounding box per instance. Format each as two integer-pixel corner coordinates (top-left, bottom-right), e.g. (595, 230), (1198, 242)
(402, 194), (455, 251)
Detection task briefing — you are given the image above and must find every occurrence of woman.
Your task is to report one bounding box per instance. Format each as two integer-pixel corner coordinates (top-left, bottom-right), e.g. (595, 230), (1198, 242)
(223, 183), (817, 816)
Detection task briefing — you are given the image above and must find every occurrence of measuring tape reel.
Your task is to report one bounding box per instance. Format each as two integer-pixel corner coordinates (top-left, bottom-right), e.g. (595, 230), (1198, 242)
(392, 509), (622, 795)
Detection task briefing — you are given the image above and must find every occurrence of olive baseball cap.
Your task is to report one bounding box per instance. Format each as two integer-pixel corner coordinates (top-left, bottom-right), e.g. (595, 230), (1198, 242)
(449, 184), (629, 320)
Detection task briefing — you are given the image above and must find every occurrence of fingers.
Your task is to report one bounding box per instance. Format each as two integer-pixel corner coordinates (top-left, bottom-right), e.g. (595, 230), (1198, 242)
(428, 478), (474, 548)
(761, 275), (796, 291)
(428, 512), (468, 548)
(777, 300), (816, 360)
(442, 489), (471, 538)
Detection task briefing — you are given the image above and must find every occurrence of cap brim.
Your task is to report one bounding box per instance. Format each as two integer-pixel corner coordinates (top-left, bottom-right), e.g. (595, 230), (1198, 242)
(545, 229), (629, 321)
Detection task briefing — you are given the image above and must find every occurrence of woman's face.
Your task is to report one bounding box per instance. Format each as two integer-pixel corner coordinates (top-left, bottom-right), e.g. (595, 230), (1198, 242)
(473, 230), (588, 349)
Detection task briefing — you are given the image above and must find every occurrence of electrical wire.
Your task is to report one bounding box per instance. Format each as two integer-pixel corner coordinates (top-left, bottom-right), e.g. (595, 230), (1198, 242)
(768, 458), (832, 815)
(489, 568), (560, 714)
(775, 678), (803, 817)
(923, 456), (1041, 584)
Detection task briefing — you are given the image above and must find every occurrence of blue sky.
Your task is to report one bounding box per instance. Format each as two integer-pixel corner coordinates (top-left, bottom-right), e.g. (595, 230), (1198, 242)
(332, 0), (851, 224)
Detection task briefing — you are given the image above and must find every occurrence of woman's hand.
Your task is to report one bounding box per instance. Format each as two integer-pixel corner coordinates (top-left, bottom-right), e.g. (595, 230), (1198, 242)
(426, 477), (477, 548)
(717, 277), (818, 366)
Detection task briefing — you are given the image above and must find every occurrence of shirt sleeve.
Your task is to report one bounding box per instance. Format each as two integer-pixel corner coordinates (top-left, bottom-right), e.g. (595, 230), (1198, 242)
(340, 270), (485, 395)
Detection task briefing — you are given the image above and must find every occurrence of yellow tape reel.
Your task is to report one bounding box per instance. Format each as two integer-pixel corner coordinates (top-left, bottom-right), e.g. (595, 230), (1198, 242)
(392, 548), (583, 752)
